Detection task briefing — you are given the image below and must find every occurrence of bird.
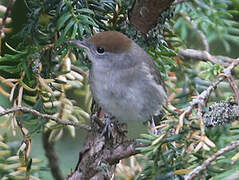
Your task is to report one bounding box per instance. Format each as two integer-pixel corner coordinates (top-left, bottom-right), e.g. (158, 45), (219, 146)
(70, 31), (167, 133)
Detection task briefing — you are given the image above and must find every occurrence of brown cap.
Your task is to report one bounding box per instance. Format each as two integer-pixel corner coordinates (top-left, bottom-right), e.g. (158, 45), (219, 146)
(88, 31), (132, 53)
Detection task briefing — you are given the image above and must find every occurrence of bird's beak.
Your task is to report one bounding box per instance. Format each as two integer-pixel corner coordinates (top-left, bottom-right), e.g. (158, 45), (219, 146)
(69, 40), (89, 50)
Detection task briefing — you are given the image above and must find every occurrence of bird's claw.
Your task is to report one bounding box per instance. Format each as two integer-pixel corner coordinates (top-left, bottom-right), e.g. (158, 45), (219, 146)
(100, 116), (114, 138)
(150, 117), (158, 135)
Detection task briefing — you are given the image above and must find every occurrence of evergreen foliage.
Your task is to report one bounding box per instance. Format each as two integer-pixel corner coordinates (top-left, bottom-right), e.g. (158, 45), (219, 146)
(0, 0), (239, 179)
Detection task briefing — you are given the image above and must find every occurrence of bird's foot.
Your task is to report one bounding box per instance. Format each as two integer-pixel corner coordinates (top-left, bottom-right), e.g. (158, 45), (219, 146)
(100, 117), (128, 140)
(100, 116), (114, 138)
(150, 117), (158, 135)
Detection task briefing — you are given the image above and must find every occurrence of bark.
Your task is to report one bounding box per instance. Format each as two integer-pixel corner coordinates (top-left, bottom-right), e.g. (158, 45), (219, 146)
(67, 115), (142, 180)
(129, 0), (174, 33)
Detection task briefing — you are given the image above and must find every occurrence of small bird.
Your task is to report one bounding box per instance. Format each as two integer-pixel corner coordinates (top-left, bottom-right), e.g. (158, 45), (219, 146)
(71, 31), (167, 131)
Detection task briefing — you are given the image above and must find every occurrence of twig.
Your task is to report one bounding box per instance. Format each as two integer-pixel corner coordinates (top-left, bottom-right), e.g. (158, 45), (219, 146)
(0, 106), (91, 130)
(176, 59), (239, 133)
(191, 59), (239, 110)
(42, 129), (64, 180)
(176, 75), (224, 134)
(173, 0), (189, 5)
(227, 75), (239, 104)
(185, 140), (239, 180)
(178, 49), (230, 65)
(0, 0), (15, 27)
(0, 0), (15, 56)
(198, 104), (205, 137)
(219, 73), (239, 105)
(71, 65), (88, 78)
(183, 15), (209, 51)
(42, 43), (55, 51)
(223, 59), (239, 104)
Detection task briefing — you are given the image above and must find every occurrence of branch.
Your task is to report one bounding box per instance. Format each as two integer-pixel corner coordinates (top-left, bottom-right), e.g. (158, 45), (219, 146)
(68, 113), (145, 180)
(227, 75), (239, 104)
(189, 59), (239, 111)
(42, 129), (64, 180)
(176, 59), (239, 133)
(105, 141), (141, 164)
(177, 15), (238, 66)
(71, 65), (88, 78)
(0, 106), (90, 130)
(178, 49), (231, 65)
(183, 15), (209, 51)
(0, 0), (15, 56)
(219, 72), (239, 105)
(129, 0), (174, 33)
(68, 140), (143, 180)
(173, 0), (189, 5)
(185, 140), (239, 180)
(0, 0), (15, 28)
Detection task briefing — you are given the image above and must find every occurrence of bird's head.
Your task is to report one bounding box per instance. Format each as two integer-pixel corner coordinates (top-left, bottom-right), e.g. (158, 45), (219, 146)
(70, 31), (142, 70)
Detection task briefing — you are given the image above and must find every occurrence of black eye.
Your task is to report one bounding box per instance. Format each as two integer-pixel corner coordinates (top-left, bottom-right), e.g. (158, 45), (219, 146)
(96, 47), (105, 54)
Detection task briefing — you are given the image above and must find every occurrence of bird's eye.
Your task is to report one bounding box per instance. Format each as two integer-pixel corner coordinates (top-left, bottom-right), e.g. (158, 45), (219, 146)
(96, 47), (105, 54)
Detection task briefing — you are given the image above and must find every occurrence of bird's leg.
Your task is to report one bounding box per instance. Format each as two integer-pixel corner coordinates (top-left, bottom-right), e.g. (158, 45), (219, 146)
(150, 116), (158, 135)
(100, 115), (128, 139)
(100, 114), (114, 138)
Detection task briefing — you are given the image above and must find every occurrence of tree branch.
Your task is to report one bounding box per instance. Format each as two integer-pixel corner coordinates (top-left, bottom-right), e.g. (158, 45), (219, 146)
(0, 0), (15, 56)
(68, 140), (143, 180)
(71, 65), (88, 78)
(0, 106), (90, 130)
(183, 15), (209, 51)
(178, 49), (232, 65)
(219, 73), (239, 105)
(173, 0), (189, 5)
(185, 140), (239, 180)
(176, 59), (239, 133)
(105, 141), (141, 164)
(129, 0), (174, 33)
(189, 59), (239, 110)
(42, 129), (64, 180)
(67, 114), (144, 180)
(227, 75), (239, 104)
